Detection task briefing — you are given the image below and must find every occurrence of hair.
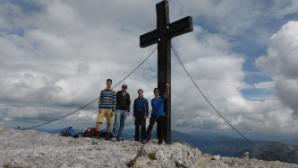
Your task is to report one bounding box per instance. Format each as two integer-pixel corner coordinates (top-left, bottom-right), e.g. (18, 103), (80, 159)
(106, 79), (112, 83)
(122, 84), (128, 88)
(138, 89), (143, 93)
(153, 88), (159, 92)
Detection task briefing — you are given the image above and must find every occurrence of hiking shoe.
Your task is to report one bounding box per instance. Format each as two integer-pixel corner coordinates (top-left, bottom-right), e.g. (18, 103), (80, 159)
(104, 132), (110, 140)
(94, 131), (100, 139)
(117, 137), (124, 141)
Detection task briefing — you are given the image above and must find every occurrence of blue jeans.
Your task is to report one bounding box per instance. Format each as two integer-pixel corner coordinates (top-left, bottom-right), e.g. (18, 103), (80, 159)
(112, 109), (128, 139)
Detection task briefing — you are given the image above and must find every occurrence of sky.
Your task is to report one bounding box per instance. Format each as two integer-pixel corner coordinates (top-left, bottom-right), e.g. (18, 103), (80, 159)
(0, 0), (298, 141)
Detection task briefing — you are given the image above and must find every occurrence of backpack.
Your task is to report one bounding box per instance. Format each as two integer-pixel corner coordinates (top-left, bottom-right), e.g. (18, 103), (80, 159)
(82, 128), (113, 139)
(60, 126), (80, 138)
(83, 128), (98, 137)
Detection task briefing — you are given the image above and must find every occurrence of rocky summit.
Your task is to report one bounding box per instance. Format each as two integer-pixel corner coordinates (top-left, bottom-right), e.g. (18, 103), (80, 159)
(0, 128), (297, 168)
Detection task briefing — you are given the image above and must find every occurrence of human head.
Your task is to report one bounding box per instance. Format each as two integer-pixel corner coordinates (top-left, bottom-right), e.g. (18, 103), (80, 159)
(153, 88), (160, 97)
(106, 79), (112, 88)
(138, 89), (143, 97)
(122, 84), (128, 91)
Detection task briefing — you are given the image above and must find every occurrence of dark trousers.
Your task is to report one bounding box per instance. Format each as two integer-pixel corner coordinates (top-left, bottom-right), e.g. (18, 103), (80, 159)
(146, 115), (165, 143)
(134, 116), (146, 141)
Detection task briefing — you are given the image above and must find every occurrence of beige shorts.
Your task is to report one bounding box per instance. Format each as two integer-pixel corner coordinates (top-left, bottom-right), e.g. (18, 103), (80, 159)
(97, 109), (113, 125)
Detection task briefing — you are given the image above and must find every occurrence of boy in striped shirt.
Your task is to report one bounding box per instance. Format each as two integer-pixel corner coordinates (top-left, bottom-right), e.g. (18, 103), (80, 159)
(96, 79), (116, 139)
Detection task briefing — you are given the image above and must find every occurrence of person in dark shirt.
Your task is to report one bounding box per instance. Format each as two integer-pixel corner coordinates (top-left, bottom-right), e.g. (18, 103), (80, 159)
(133, 89), (149, 142)
(146, 83), (170, 145)
(112, 84), (131, 140)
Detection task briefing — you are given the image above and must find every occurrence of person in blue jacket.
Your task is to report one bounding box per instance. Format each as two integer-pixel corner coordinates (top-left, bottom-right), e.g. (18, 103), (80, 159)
(133, 89), (149, 142)
(146, 83), (170, 145)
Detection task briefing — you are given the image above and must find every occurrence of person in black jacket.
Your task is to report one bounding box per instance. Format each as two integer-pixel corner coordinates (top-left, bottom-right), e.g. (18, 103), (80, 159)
(112, 84), (131, 140)
(133, 89), (149, 142)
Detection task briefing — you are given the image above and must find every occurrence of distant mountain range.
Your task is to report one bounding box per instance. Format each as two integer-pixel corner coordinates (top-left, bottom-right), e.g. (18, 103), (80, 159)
(171, 130), (298, 164)
(250, 142), (298, 164)
(35, 127), (298, 164)
(172, 130), (254, 157)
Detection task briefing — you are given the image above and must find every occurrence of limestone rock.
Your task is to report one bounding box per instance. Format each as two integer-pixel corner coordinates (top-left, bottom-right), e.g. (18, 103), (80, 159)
(0, 129), (297, 168)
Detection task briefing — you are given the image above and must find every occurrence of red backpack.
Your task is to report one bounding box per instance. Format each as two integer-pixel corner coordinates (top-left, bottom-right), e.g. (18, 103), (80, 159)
(83, 128), (98, 137)
(82, 128), (113, 139)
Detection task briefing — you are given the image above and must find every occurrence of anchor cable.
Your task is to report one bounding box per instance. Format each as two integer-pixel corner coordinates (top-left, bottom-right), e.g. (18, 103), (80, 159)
(171, 45), (255, 145)
(171, 45), (272, 160)
(22, 47), (157, 130)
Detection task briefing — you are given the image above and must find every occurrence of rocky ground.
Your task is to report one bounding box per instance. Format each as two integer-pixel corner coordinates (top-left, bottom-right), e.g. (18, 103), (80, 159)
(0, 128), (297, 168)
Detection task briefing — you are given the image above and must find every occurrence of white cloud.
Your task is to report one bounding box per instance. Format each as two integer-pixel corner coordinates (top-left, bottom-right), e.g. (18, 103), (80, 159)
(253, 81), (274, 90)
(0, 0), (298, 137)
(0, 0), (160, 128)
(257, 21), (298, 114)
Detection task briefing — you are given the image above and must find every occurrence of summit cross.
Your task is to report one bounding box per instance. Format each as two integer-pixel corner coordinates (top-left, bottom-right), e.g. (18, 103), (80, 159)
(140, 0), (193, 144)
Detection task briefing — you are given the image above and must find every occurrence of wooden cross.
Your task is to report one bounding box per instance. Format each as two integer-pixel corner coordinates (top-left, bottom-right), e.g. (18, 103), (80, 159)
(140, 0), (193, 144)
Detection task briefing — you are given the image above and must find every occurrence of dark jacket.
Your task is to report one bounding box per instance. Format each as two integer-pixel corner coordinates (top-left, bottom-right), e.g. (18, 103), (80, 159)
(133, 97), (149, 117)
(116, 91), (131, 112)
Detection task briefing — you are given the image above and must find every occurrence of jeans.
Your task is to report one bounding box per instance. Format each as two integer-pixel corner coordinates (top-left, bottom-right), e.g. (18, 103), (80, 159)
(112, 109), (128, 139)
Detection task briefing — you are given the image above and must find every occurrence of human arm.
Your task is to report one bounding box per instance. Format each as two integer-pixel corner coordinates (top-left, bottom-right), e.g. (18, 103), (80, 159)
(98, 90), (103, 112)
(150, 99), (154, 116)
(133, 99), (136, 117)
(163, 83), (170, 99)
(112, 91), (117, 112)
(127, 93), (131, 112)
(145, 99), (149, 117)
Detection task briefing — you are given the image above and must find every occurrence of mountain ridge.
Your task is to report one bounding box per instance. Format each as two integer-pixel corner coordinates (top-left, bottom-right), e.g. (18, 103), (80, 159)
(0, 128), (297, 168)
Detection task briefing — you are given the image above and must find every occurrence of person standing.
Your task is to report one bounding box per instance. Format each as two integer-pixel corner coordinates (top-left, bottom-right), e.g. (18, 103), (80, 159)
(96, 79), (116, 139)
(133, 89), (149, 142)
(112, 84), (131, 141)
(146, 83), (170, 145)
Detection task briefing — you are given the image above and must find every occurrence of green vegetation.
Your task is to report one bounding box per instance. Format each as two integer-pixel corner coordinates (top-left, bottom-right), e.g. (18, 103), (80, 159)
(147, 152), (157, 160)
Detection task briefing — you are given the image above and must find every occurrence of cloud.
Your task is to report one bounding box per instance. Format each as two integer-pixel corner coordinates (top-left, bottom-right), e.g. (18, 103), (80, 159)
(0, 0), (298, 137)
(257, 21), (298, 115)
(0, 0), (158, 127)
(271, 0), (298, 17)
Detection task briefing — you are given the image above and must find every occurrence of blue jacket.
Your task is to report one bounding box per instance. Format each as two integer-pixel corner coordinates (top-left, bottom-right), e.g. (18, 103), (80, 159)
(151, 96), (165, 117)
(133, 97), (149, 117)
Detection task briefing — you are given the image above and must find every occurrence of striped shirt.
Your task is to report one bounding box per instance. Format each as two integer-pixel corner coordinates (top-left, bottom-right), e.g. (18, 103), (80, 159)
(98, 89), (116, 111)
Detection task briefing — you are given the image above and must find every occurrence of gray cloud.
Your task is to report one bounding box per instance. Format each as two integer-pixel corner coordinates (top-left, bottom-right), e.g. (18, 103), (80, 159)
(0, 0), (298, 135)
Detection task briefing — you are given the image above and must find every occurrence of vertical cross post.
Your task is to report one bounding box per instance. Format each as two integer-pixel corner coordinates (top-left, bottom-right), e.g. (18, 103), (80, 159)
(157, 0), (171, 144)
(140, 0), (193, 144)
